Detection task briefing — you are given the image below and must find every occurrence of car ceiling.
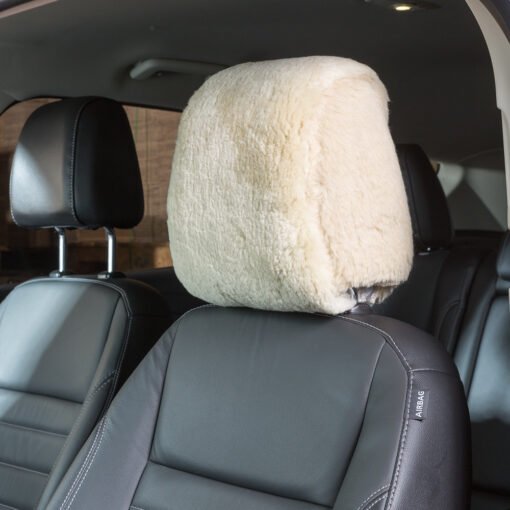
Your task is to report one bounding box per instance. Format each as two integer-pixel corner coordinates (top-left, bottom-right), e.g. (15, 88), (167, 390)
(0, 0), (502, 166)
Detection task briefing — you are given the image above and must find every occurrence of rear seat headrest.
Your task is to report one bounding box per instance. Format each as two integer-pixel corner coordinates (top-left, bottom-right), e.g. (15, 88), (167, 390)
(397, 144), (453, 252)
(10, 97), (144, 229)
(168, 56), (413, 315)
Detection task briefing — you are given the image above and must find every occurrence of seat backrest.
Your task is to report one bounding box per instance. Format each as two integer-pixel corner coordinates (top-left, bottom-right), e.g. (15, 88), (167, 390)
(127, 266), (206, 322)
(377, 144), (496, 354)
(45, 57), (470, 510)
(454, 232), (510, 509)
(0, 97), (172, 510)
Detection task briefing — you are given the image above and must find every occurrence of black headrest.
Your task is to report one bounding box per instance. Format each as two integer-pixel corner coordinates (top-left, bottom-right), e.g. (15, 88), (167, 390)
(10, 97), (144, 229)
(397, 144), (453, 251)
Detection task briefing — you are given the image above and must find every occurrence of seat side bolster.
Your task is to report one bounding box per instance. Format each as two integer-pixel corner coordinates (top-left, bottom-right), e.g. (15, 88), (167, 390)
(338, 315), (470, 510)
(43, 331), (175, 510)
(36, 298), (128, 509)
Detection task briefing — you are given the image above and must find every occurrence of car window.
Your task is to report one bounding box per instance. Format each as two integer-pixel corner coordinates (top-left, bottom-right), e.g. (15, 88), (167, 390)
(437, 160), (507, 232)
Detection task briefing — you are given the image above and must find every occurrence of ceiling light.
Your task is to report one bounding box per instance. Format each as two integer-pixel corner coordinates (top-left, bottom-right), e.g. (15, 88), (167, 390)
(393, 3), (414, 11)
(361, 0), (441, 11)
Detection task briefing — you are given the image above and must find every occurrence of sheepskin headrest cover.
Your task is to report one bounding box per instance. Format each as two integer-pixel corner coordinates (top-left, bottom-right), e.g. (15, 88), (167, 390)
(168, 56), (413, 315)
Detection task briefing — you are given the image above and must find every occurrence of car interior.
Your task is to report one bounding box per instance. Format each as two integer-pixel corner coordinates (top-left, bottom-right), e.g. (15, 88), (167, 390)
(0, 0), (508, 509)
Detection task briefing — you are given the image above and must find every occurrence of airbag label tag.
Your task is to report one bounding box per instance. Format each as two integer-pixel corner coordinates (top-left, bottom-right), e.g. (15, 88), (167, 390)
(411, 388), (429, 421)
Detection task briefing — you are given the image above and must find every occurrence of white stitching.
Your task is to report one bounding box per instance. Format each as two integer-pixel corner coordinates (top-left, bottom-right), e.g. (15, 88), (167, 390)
(388, 371), (413, 509)
(355, 485), (390, 510)
(365, 493), (388, 510)
(83, 373), (116, 404)
(58, 417), (106, 510)
(105, 312), (131, 410)
(129, 507), (145, 510)
(339, 316), (411, 370)
(45, 371), (116, 502)
(337, 316), (413, 510)
(35, 371), (117, 510)
(64, 417), (108, 510)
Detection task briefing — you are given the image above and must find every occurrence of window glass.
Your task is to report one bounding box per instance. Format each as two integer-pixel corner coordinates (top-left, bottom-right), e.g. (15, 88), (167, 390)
(437, 161), (506, 232)
(0, 99), (180, 282)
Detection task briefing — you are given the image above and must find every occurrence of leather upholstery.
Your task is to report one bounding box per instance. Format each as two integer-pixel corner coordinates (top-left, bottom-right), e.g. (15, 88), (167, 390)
(452, 232), (510, 509)
(10, 97), (144, 229)
(128, 267), (206, 323)
(378, 245), (493, 354)
(45, 307), (470, 510)
(2, 95), (174, 509)
(377, 145), (495, 354)
(0, 277), (170, 510)
(398, 144), (453, 252)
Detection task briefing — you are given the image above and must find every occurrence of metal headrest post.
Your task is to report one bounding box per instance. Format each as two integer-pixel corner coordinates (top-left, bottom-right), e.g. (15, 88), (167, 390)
(105, 227), (116, 274)
(98, 227), (124, 279)
(50, 227), (73, 277)
(54, 227), (67, 276)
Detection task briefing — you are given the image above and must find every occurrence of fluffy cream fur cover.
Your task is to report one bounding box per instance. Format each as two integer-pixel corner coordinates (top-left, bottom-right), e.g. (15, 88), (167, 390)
(167, 56), (413, 315)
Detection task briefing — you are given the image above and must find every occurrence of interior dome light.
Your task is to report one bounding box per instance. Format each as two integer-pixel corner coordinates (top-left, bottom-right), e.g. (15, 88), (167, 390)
(393, 3), (414, 11)
(362, 0), (441, 11)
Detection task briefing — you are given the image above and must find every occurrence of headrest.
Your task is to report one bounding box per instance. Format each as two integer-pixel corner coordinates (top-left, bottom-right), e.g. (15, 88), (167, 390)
(397, 144), (453, 251)
(168, 57), (413, 315)
(10, 97), (144, 229)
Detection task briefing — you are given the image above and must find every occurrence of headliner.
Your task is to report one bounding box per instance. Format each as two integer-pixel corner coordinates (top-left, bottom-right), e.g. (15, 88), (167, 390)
(0, 0), (501, 166)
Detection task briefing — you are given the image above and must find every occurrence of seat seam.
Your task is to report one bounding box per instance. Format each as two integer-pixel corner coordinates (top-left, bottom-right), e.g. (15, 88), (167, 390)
(69, 99), (97, 224)
(66, 322), (182, 509)
(15, 278), (135, 316)
(355, 485), (390, 510)
(39, 372), (116, 510)
(0, 386), (82, 405)
(39, 294), (122, 506)
(364, 492), (388, 510)
(0, 459), (48, 477)
(63, 417), (108, 510)
(103, 300), (132, 412)
(0, 502), (20, 510)
(334, 341), (386, 504)
(145, 459), (331, 508)
(410, 368), (457, 376)
(44, 372), (116, 477)
(435, 299), (460, 340)
(47, 297), (124, 510)
(335, 317), (413, 510)
(434, 255), (477, 347)
(0, 419), (67, 438)
(336, 317), (411, 371)
(58, 416), (108, 510)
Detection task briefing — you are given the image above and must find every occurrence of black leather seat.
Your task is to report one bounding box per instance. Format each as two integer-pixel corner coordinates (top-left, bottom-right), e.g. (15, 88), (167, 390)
(377, 144), (498, 355)
(127, 267), (205, 323)
(453, 232), (510, 509)
(373, 144), (510, 508)
(44, 58), (469, 510)
(1, 97), (172, 510)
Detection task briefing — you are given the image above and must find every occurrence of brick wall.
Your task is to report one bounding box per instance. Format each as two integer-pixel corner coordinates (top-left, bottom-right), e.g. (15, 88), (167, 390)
(0, 99), (181, 280)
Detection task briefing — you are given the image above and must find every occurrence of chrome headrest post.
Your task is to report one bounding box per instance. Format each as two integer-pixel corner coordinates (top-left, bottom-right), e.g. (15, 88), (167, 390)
(105, 227), (116, 274)
(55, 227), (67, 275)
